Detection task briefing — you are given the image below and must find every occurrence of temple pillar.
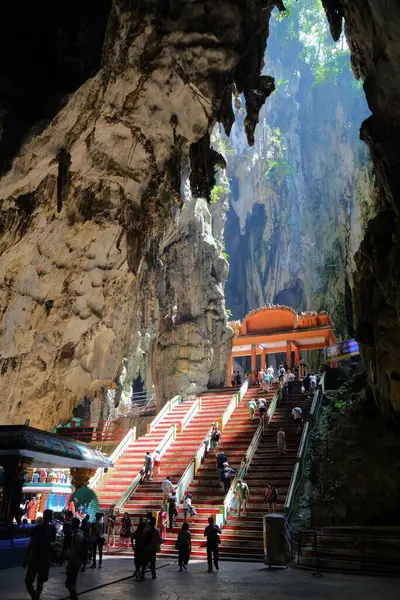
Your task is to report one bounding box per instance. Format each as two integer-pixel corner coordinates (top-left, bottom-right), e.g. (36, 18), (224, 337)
(261, 350), (266, 371)
(294, 345), (300, 380)
(251, 344), (257, 385)
(70, 467), (96, 490)
(227, 354), (234, 387)
(286, 341), (292, 366)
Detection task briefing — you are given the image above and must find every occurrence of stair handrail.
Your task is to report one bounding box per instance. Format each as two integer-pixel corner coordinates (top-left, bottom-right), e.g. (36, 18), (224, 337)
(218, 387), (279, 527)
(284, 374), (326, 520)
(237, 377), (249, 402)
(221, 393), (238, 431)
(179, 396), (201, 432)
(88, 427), (136, 489)
(115, 424), (176, 511)
(147, 394), (181, 434)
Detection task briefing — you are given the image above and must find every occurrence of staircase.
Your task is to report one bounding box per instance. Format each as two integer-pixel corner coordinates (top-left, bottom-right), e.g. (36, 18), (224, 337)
(159, 384), (268, 558)
(221, 383), (312, 560)
(96, 399), (195, 510)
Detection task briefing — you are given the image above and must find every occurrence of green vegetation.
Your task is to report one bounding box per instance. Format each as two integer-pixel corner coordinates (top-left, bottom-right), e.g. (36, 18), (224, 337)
(210, 184), (225, 204)
(263, 125), (295, 179)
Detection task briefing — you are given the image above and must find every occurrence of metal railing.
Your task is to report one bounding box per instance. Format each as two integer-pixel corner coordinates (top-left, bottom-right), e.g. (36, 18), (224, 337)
(147, 394), (181, 434)
(131, 390), (156, 407)
(284, 373), (326, 520)
(179, 396), (201, 432)
(115, 424), (177, 511)
(89, 427), (136, 490)
(291, 529), (400, 574)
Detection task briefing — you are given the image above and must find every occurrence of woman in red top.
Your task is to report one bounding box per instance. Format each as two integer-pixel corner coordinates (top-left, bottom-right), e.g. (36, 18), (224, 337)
(158, 505), (167, 541)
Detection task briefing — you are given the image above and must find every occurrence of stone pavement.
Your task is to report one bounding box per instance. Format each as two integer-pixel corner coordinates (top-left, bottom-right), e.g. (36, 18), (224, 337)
(0, 557), (398, 600)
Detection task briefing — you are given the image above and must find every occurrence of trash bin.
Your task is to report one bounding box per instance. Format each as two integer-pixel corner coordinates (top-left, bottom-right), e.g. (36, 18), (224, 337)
(263, 513), (289, 567)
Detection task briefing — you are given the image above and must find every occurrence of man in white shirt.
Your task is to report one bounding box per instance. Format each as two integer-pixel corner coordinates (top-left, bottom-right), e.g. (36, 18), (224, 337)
(161, 476), (174, 503)
(292, 406), (303, 433)
(258, 397), (267, 420)
(267, 366), (274, 379)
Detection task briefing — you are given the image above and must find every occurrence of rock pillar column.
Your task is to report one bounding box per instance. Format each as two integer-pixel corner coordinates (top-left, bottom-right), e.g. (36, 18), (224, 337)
(251, 344), (257, 385)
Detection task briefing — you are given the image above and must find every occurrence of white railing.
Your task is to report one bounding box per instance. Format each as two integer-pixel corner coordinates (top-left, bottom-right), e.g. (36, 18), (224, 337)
(237, 377), (249, 401)
(115, 424), (176, 510)
(179, 396), (201, 432)
(174, 424), (214, 504)
(88, 427), (136, 490)
(221, 393), (238, 430)
(174, 461), (195, 505)
(194, 426), (213, 475)
(147, 394), (181, 434)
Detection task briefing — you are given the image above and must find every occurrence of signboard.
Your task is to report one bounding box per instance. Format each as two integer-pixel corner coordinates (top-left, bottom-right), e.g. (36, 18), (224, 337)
(323, 338), (359, 363)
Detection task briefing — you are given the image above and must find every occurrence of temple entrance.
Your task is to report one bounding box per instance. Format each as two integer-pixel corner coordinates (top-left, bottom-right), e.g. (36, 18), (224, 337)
(228, 305), (337, 385)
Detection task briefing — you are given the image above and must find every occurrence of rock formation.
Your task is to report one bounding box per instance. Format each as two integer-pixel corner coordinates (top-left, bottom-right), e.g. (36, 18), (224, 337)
(0, 1), (279, 427)
(321, 0), (400, 413)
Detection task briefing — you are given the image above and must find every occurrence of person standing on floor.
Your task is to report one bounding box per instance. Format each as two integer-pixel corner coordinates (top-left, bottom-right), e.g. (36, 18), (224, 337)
(90, 512), (105, 568)
(167, 490), (178, 529)
(158, 504), (167, 541)
(236, 479), (250, 518)
(106, 507), (117, 547)
(248, 398), (257, 422)
(79, 514), (91, 572)
(62, 510), (73, 563)
(65, 517), (84, 600)
(292, 405), (303, 433)
(153, 449), (162, 477)
(216, 450), (228, 486)
(161, 475), (174, 504)
(204, 517), (221, 572)
(141, 516), (162, 580)
(24, 509), (56, 600)
(277, 427), (286, 456)
(119, 512), (132, 549)
(176, 522), (191, 571)
(132, 521), (146, 580)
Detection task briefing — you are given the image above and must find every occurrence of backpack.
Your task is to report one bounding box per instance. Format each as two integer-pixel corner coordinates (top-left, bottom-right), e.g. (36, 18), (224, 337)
(212, 431), (220, 442)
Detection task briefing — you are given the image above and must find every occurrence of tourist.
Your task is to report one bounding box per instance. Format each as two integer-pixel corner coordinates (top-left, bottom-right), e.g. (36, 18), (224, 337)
(62, 510), (73, 562)
(106, 507), (117, 547)
(310, 373), (317, 393)
(65, 517), (84, 600)
(292, 405), (303, 433)
(144, 451), (153, 481)
(141, 516), (162, 580)
(27, 496), (38, 523)
(302, 372), (311, 396)
(248, 398), (257, 421)
(91, 512), (105, 567)
(286, 369), (295, 396)
(204, 516), (221, 572)
(68, 497), (76, 517)
(161, 475), (174, 503)
(210, 423), (221, 453)
(258, 397), (267, 420)
(277, 427), (286, 456)
(132, 521), (146, 580)
(176, 522), (191, 571)
(236, 479), (250, 518)
(119, 512), (132, 550)
(282, 373), (289, 402)
(79, 514), (91, 571)
(235, 371), (242, 386)
(264, 483), (279, 513)
(167, 490), (178, 529)
(222, 462), (235, 494)
(216, 450), (228, 485)
(153, 449), (162, 476)
(279, 362), (285, 377)
(264, 369), (272, 392)
(257, 368), (265, 387)
(267, 365), (275, 380)
(158, 504), (167, 541)
(230, 491), (240, 515)
(24, 508), (56, 600)
(183, 493), (196, 523)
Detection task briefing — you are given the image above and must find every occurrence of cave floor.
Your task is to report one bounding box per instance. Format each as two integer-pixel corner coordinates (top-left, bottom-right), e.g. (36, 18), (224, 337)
(1, 557), (398, 599)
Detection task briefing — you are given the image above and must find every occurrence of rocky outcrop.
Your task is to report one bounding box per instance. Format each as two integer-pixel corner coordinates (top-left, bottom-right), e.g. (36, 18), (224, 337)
(224, 2), (373, 338)
(0, 1), (279, 427)
(322, 0), (400, 413)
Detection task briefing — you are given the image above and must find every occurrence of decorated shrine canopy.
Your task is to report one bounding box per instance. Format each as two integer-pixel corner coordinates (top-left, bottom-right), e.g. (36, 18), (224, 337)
(0, 425), (113, 470)
(228, 304), (337, 384)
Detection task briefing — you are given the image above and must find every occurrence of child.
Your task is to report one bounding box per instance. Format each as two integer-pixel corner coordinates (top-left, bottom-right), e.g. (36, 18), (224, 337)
(230, 491), (240, 515)
(175, 522), (191, 571)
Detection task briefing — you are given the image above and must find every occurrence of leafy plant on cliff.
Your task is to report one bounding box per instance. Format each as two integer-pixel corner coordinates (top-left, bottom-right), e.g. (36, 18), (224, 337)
(263, 124), (294, 179)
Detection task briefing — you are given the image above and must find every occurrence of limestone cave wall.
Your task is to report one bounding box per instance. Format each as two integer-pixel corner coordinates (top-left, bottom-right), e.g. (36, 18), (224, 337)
(0, 1), (279, 428)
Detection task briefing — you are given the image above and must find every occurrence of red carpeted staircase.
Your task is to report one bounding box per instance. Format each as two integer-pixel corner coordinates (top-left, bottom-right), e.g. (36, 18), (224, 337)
(96, 399), (195, 510)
